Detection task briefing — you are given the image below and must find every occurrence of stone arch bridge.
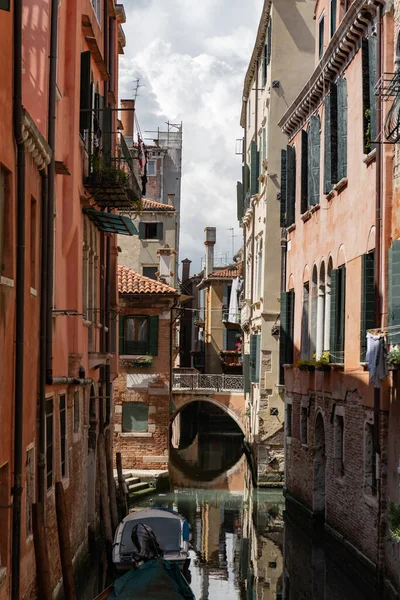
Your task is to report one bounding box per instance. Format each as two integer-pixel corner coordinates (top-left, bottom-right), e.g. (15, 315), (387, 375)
(171, 372), (245, 433)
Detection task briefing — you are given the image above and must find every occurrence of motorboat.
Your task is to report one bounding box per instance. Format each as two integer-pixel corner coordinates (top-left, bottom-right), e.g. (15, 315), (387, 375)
(112, 506), (191, 572)
(98, 523), (194, 600)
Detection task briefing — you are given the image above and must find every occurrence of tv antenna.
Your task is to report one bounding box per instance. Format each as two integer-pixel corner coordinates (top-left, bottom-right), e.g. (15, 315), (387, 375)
(133, 78), (145, 101)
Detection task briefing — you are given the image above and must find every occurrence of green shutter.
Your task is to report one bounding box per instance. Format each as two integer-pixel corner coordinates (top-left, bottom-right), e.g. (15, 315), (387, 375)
(280, 290), (294, 370)
(337, 78), (348, 181)
(148, 316), (159, 356)
(267, 20), (272, 65)
(360, 252), (375, 361)
(390, 240), (400, 344)
(243, 163), (250, 195)
(138, 222), (145, 239)
(243, 354), (250, 393)
(262, 43), (268, 88)
(250, 334), (258, 382)
(308, 116), (321, 206)
(0, 0), (11, 10)
(286, 145), (296, 227)
(222, 328), (228, 351)
(330, 0), (337, 38)
(368, 36), (377, 150)
(324, 93), (332, 194)
(250, 141), (259, 196)
(255, 335), (261, 383)
(119, 316), (125, 355)
(237, 181), (244, 221)
(156, 222), (164, 240)
(80, 51), (91, 133)
(280, 149), (287, 227)
(330, 269), (338, 360)
(330, 83), (338, 185)
(102, 106), (112, 167)
(338, 266), (346, 358)
(301, 130), (308, 214)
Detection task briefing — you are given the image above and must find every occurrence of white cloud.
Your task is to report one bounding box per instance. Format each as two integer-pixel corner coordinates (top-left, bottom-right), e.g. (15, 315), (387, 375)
(120, 0), (263, 273)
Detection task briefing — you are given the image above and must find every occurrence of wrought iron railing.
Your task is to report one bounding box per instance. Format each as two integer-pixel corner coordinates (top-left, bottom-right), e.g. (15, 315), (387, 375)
(172, 373), (243, 392)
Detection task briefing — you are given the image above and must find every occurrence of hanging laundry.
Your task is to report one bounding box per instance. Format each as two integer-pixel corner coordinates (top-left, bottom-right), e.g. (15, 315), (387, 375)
(141, 161), (148, 196)
(366, 333), (388, 388)
(228, 277), (240, 324)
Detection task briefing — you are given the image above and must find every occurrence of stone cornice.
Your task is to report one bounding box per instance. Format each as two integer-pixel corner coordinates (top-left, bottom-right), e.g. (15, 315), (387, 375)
(240, 0), (272, 128)
(278, 0), (384, 139)
(21, 109), (52, 170)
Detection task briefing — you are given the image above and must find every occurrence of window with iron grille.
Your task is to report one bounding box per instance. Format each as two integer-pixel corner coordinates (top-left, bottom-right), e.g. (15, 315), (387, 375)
(60, 395), (68, 479)
(123, 402), (149, 432)
(46, 400), (54, 489)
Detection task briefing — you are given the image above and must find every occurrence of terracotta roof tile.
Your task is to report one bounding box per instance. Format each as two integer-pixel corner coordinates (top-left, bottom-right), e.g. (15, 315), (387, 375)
(118, 265), (177, 295)
(209, 263), (243, 279)
(142, 198), (175, 212)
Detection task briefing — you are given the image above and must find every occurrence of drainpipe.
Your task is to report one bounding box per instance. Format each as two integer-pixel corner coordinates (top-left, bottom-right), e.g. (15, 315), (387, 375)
(280, 230), (287, 385)
(52, 377), (95, 385)
(105, 235), (111, 426)
(11, 0), (26, 596)
(46, 0), (59, 385)
(38, 170), (48, 507)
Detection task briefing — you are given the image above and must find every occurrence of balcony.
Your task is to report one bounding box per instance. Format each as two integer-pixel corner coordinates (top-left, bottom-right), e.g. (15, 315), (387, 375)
(172, 373), (243, 392)
(83, 125), (142, 209)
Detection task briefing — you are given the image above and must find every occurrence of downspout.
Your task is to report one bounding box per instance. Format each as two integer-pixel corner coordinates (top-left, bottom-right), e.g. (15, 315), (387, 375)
(11, 0), (26, 596)
(105, 235), (111, 426)
(38, 170), (48, 506)
(279, 230), (287, 385)
(46, 0), (60, 385)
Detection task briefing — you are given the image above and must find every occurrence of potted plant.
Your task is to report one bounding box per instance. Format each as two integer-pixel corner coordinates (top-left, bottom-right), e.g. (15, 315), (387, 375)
(296, 359), (315, 372)
(388, 502), (400, 543)
(387, 346), (400, 371)
(314, 351), (331, 371)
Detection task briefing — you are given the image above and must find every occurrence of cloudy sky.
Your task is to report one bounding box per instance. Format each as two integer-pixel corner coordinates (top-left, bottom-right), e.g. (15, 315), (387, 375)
(120, 0), (263, 275)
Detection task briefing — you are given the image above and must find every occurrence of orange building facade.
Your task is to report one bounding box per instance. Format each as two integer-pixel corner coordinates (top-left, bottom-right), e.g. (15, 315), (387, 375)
(278, 0), (398, 593)
(0, 1), (137, 598)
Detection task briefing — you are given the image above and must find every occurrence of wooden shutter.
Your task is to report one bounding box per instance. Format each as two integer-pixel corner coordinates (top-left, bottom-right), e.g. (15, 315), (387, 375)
(250, 141), (259, 196)
(250, 334), (257, 382)
(119, 316), (125, 355)
(280, 290), (294, 369)
(337, 78), (348, 181)
(237, 181), (244, 221)
(80, 51), (91, 133)
(301, 283), (310, 359)
(243, 163), (250, 195)
(368, 36), (377, 150)
(102, 106), (112, 167)
(360, 252), (375, 361)
(262, 43), (268, 87)
(330, 269), (338, 360)
(389, 240), (400, 344)
(280, 149), (287, 227)
(156, 222), (164, 240)
(301, 130), (308, 214)
(138, 222), (145, 239)
(255, 335), (261, 383)
(338, 266), (346, 358)
(308, 116), (321, 206)
(286, 145), (296, 227)
(0, 0), (11, 10)
(330, 0), (337, 38)
(330, 267), (345, 361)
(243, 354), (250, 393)
(362, 38), (377, 153)
(324, 93), (332, 194)
(222, 328), (228, 351)
(267, 20), (272, 65)
(148, 316), (159, 356)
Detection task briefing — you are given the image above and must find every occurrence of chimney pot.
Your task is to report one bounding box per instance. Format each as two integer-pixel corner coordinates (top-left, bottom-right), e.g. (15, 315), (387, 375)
(204, 227), (216, 278)
(120, 99), (135, 140)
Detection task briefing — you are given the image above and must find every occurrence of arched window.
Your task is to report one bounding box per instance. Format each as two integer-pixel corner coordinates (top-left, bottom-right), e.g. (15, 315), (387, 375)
(310, 265), (318, 358)
(316, 262), (325, 358)
(324, 258), (333, 353)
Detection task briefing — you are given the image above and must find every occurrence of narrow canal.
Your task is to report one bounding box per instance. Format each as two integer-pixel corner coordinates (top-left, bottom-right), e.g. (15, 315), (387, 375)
(128, 432), (381, 600)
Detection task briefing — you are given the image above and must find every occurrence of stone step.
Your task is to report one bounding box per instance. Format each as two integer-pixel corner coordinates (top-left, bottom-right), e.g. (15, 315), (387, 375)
(128, 481), (150, 493)
(128, 486), (154, 501)
(125, 476), (141, 485)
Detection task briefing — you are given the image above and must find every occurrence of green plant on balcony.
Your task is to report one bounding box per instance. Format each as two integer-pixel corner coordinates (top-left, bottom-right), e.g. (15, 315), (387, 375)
(388, 502), (400, 542)
(295, 359), (315, 371)
(313, 351), (331, 371)
(387, 346), (400, 370)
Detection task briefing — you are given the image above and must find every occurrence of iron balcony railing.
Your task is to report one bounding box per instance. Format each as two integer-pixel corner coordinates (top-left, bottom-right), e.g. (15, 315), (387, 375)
(172, 373), (244, 392)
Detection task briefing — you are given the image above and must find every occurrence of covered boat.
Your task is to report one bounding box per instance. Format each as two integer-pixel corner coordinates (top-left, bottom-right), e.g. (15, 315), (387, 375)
(95, 559), (195, 599)
(113, 507), (190, 571)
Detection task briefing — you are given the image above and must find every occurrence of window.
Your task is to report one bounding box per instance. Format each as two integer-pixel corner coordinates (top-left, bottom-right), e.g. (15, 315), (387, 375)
(301, 406), (308, 445)
(362, 36), (377, 153)
(223, 328), (240, 351)
(0, 166), (12, 279)
(143, 266), (158, 280)
(90, 0), (101, 24)
(26, 448), (35, 537)
(249, 334), (261, 383)
(262, 20), (272, 87)
(79, 51), (92, 135)
(73, 391), (80, 433)
(360, 252), (375, 361)
(60, 395), (68, 479)
(247, 98), (251, 130)
(0, 463), (9, 568)
(300, 130), (308, 214)
(257, 241), (263, 300)
(308, 116), (321, 207)
(30, 197), (37, 289)
(330, 0), (337, 38)
(250, 140), (259, 196)
(147, 160), (156, 176)
(46, 400), (54, 490)
(286, 145), (296, 227)
(123, 402), (149, 432)
(245, 256), (252, 300)
(286, 402), (292, 438)
(334, 412), (344, 477)
(139, 222), (163, 240)
(324, 79), (347, 194)
(279, 290), (295, 381)
(388, 240), (400, 344)
(310, 266), (318, 359)
(82, 218), (98, 350)
(119, 315), (159, 356)
(364, 421), (377, 495)
(301, 283), (310, 358)
(330, 265), (346, 362)
(318, 15), (325, 59)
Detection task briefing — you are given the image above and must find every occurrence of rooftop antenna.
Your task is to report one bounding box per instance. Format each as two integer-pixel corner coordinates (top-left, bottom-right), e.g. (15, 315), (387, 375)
(226, 228), (240, 260)
(132, 78), (145, 101)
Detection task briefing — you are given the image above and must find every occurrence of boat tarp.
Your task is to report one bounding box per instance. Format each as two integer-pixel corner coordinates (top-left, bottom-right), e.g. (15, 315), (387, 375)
(120, 517), (181, 555)
(108, 559), (195, 600)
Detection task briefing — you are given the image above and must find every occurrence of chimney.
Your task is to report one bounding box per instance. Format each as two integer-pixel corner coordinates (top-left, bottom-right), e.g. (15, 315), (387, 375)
(167, 193), (175, 206)
(182, 258), (191, 282)
(157, 245), (177, 287)
(120, 99), (135, 140)
(204, 227), (216, 278)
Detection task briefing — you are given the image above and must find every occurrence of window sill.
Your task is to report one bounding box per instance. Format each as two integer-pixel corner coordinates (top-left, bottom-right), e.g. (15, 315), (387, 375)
(0, 276), (14, 287)
(287, 223), (296, 233)
(142, 239), (162, 243)
(363, 148), (376, 166)
(326, 190), (335, 201)
(301, 210), (312, 223)
(120, 432), (152, 438)
(333, 178), (348, 194)
(330, 363), (344, 370)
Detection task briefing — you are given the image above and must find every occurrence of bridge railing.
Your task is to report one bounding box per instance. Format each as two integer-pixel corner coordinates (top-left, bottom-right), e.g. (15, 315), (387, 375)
(172, 373), (244, 392)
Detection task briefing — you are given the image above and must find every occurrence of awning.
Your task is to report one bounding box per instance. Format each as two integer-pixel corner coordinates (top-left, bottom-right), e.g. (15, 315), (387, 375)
(83, 208), (138, 236)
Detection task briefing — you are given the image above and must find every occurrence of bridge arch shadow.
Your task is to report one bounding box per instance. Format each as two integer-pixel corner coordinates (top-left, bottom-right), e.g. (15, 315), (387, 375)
(170, 395), (245, 435)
